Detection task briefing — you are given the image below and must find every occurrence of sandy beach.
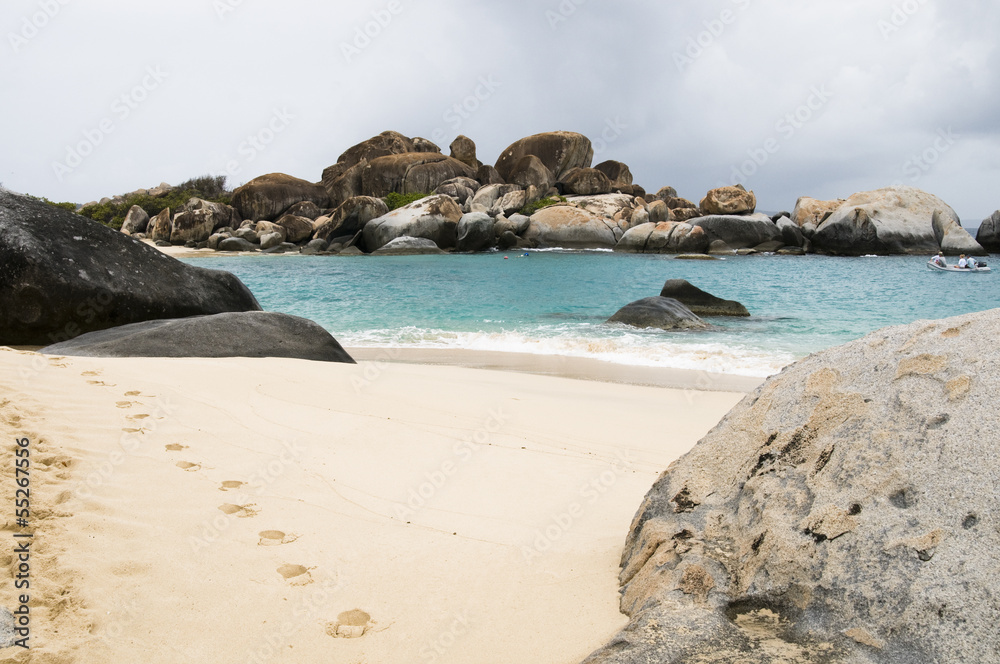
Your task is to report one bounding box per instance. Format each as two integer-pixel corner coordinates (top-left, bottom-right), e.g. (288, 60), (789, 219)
(0, 347), (745, 663)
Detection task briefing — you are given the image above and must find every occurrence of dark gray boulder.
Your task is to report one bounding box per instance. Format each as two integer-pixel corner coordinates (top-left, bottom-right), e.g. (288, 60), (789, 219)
(217, 237), (258, 252)
(231, 173), (330, 222)
(606, 297), (708, 330)
(659, 280), (749, 316)
(690, 213), (782, 249)
(0, 190), (260, 346)
(41, 312), (354, 363)
(584, 309), (1000, 664)
(975, 211), (1000, 252)
(456, 212), (495, 253)
(372, 236), (445, 256)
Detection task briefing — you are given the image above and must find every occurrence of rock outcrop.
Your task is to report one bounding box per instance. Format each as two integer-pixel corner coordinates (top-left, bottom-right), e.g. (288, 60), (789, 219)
(362, 194), (463, 252)
(659, 279), (750, 316)
(41, 312), (355, 363)
(810, 186), (979, 256)
(231, 173), (329, 222)
(313, 196), (388, 242)
(360, 153), (476, 198)
(558, 167), (613, 196)
(606, 297), (708, 330)
(456, 212), (495, 253)
(494, 131), (594, 182)
(584, 309), (1000, 663)
(0, 190), (260, 345)
(594, 160), (633, 189)
(522, 205), (619, 249)
(372, 236), (445, 256)
(449, 135), (478, 169)
(690, 213), (782, 249)
(120, 205), (149, 234)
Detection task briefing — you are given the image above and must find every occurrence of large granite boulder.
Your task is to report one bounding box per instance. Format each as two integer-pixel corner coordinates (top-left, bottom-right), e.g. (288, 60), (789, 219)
(169, 209), (215, 245)
(976, 210), (1000, 252)
(933, 210), (984, 255)
(507, 155), (557, 191)
(494, 131), (594, 182)
(606, 297), (708, 330)
(0, 190), (260, 345)
(434, 177), (480, 205)
(584, 309), (1000, 664)
(791, 196), (843, 232)
(120, 205), (149, 234)
(362, 194), (463, 252)
(615, 222), (709, 254)
(522, 205), (619, 249)
(812, 186), (979, 256)
(41, 312), (354, 363)
(456, 212), (495, 253)
(476, 164), (505, 186)
(410, 137), (441, 153)
(690, 213), (782, 249)
(372, 236), (445, 256)
(659, 279), (749, 316)
(449, 135), (478, 169)
(700, 186), (757, 215)
(558, 167), (613, 196)
(361, 153), (477, 198)
(470, 184), (521, 212)
(313, 196), (388, 242)
(231, 173), (330, 222)
(148, 208), (172, 243)
(567, 194), (636, 220)
(273, 214), (314, 244)
(595, 160), (633, 189)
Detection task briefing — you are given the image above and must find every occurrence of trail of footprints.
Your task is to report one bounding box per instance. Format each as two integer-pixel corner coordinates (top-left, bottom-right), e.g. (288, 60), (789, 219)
(160, 431), (317, 593)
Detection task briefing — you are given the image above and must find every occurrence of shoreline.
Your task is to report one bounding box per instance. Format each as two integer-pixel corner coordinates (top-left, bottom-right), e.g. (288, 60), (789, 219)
(347, 347), (766, 393)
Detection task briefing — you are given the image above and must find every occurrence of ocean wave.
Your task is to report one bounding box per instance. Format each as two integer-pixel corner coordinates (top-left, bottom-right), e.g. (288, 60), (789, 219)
(341, 326), (794, 377)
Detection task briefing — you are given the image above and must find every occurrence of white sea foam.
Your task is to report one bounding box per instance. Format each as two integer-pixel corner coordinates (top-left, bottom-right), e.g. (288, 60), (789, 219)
(343, 327), (795, 377)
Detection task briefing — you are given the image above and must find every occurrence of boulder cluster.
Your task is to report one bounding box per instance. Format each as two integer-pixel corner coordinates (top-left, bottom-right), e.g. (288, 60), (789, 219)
(107, 130), (989, 257)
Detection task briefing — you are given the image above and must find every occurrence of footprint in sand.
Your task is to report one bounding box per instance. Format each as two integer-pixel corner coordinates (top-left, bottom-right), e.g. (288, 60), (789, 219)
(219, 481), (244, 491)
(258, 530), (298, 546)
(326, 610), (373, 638)
(124, 390), (142, 397)
(87, 380), (115, 387)
(176, 461), (201, 472)
(218, 503), (258, 518)
(277, 564), (313, 586)
(81, 370), (101, 376)
(127, 414), (149, 421)
(165, 444), (187, 452)
(115, 401), (136, 409)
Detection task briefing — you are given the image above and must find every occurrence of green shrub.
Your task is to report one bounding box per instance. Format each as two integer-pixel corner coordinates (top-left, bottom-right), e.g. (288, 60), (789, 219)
(385, 191), (431, 211)
(519, 195), (567, 216)
(77, 175), (233, 229)
(27, 195), (78, 213)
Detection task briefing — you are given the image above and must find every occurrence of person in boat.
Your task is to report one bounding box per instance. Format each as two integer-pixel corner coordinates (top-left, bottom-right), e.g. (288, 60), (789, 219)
(968, 255), (979, 269)
(931, 252), (947, 267)
(958, 254), (970, 269)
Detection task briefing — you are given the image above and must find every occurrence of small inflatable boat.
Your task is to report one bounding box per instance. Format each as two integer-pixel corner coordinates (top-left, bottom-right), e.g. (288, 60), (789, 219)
(927, 260), (991, 273)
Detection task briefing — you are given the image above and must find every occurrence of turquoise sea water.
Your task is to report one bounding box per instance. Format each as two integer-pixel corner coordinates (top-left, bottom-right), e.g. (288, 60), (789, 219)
(182, 253), (1000, 377)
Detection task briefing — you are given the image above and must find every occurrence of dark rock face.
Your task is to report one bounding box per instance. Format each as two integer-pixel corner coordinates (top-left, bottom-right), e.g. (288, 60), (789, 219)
(615, 223), (709, 255)
(273, 214), (314, 243)
(231, 173), (330, 222)
(456, 212), (495, 252)
(659, 279), (749, 316)
(977, 211), (1000, 251)
(690, 214), (782, 249)
(595, 160), (633, 188)
(476, 164), (505, 186)
(120, 205), (149, 234)
(558, 167), (613, 196)
(494, 131), (594, 182)
(41, 312), (355, 364)
(606, 297), (708, 330)
(361, 153), (477, 198)
(313, 196), (388, 242)
(148, 208), (172, 243)
(812, 207), (887, 255)
(0, 190), (260, 346)
(507, 155), (557, 191)
(584, 310), (1000, 664)
(450, 135), (478, 169)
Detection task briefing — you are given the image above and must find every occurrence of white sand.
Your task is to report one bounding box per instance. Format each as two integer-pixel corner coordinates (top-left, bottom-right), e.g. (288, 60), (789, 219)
(0, 348), (745, 663)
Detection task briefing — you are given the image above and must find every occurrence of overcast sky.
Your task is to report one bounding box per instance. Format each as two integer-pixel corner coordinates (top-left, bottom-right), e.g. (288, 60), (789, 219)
(3, 0), (998, 221)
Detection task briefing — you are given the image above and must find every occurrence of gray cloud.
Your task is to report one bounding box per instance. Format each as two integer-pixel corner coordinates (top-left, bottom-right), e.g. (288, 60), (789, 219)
(2, 0), (997, 221)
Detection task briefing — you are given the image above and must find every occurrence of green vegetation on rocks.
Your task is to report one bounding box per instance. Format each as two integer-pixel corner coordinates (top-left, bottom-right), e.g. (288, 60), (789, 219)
(78, 175), (232, 229)
(384, 191), (431, 211)
(519, 195), (566, 216)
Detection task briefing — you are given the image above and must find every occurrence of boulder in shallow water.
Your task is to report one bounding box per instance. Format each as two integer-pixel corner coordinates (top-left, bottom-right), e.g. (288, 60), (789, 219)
(372, 236), (445, 256)
(583, 309), (1000, 664)
(659, 279), (749, 316)
(606, 296), (708, 331)
(0, 190), (260, 345)
(362, 194), (463, 252)
(41, 312), (354, 363)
